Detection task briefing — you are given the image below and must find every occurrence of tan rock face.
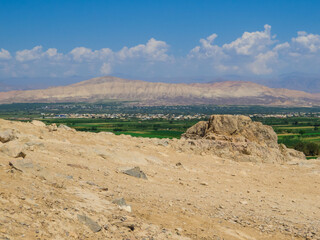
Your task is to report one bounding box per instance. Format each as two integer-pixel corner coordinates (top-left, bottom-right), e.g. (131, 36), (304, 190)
(180, 115), (305, 163)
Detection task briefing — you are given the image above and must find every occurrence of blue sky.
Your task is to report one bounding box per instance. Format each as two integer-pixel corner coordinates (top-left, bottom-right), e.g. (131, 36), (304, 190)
(0, 0), (320, 89)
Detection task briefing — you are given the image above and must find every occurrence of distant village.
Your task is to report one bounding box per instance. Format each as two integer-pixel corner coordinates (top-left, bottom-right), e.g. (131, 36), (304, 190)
(40, 111), (320, 120)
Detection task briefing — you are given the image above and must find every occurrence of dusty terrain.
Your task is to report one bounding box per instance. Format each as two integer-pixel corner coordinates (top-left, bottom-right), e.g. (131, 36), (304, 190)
(0, 117), (320, 239)
(0, 76), (320, 106)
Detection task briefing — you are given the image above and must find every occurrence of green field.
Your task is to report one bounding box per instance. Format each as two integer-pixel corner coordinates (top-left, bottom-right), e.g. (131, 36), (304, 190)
(41, 118), (200, 139)
(38, 116), (320, 158)
(0, 103), (319, 158)
(252, 116), (320, 158)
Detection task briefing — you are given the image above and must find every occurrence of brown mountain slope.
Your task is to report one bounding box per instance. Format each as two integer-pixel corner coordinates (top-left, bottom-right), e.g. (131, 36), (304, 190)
(0, 76), (319, 106)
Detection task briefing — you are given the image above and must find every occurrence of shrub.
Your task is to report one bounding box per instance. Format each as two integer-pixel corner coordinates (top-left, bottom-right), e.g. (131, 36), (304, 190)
(294, 141), (320, 156)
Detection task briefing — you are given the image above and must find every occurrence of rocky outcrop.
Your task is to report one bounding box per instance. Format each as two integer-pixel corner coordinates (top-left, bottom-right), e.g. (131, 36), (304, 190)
(180, 115), (305, 163)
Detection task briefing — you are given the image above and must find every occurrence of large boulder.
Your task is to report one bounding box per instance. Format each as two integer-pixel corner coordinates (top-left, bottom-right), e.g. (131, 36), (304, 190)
(180, 115), (305, 163)
(0, 140), (27, 158)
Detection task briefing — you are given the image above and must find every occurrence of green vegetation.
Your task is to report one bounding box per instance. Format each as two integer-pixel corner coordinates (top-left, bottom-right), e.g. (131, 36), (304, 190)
(252, 116), (320, 157)
(40, 118), (200, 139)
(41, 116), (320, 157)
(0, 103), (319, 157)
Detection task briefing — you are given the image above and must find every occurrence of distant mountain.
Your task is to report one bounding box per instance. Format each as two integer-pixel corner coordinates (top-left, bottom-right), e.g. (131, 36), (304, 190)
(0, 76), (319, 106)
(0, 82), (16, 92)
(265, 73), (320, 93)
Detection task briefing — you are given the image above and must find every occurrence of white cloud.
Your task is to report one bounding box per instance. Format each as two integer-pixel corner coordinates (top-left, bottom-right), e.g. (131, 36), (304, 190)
(16, 46), (43, 61)
(16, 46), (63, 62)
(190, 25), (275, 59)
(117, 38), (169, 61)
(249, 51), (278, 75)
(0, 48), (11, 60)
(70, 47), (113, 62)
(223, 24), (273, 55)
(1, 27), (320, 80)
(291, 31), (320, 53)
(189, 34), (225, 59)
(100, 62), (112, 75)
(273, 42), (290, 51)
(189, 25), (277, 75)
(68, 38), (169, 63)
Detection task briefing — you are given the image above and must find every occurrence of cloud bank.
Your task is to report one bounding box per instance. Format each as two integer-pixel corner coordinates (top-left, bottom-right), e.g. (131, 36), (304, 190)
(1, 25), (320, 81)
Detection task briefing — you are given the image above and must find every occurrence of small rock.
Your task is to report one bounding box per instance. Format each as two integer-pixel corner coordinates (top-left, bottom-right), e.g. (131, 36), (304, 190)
(123, 222), (135, 231)
(77, 214), (102, 232)
(86, 181), (98, 186)
(240, 200), (248, 205)
(112, 198), (132, 212)
(103, 224), (109, 230)
(47, 124), (58, 132)
(122, 167), (147, 180)
(112, 198), (127, 206)
(200, 182), (208, 186)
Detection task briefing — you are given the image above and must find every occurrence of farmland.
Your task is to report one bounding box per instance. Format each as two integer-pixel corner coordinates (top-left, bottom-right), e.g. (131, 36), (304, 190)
(38, 116), (320, 158)
(41, 118), (199, 139)
(252, 116), (320, 158)
(0, 103), (319, 157)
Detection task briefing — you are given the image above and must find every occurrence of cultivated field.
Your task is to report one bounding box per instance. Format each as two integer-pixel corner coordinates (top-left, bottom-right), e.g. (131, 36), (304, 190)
(39, 116), (320, 158)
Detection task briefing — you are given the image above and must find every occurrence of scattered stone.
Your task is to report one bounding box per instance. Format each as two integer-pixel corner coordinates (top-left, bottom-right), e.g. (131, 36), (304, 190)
(156, 139), (169, 147)
(200, 182), (208, 186)
(9, 161), (23, 172)
(77, 214), (102, 233)
(112, 198), (132, 212)
(0, 129), (17, 143)
(86, 181), (98, 186)
(122, 167), (147, 180)
(47, 124), (58, 132)
(103, 224), (109, 230)
(123, 222), (135, 231)
(112, 198), (127, 206)
(67, 163), (89, 170)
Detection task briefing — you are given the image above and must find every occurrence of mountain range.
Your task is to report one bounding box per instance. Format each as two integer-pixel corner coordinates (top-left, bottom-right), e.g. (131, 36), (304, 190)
(0, 76), (319, 106)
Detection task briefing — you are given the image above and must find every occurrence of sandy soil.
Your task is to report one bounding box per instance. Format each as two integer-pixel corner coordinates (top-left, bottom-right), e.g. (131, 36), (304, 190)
(0, 119), (319, 239)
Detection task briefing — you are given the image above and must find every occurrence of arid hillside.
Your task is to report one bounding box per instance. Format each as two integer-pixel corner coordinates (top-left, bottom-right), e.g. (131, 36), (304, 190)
(0, 116), (320, 239)
(0, 76), (320, 106)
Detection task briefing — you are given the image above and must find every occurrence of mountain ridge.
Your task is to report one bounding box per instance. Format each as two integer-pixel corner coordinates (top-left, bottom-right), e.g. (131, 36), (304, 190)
(0, 76), (319, 106)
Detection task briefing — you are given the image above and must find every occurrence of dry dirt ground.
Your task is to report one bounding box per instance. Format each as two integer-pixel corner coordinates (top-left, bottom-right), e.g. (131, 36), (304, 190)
(0, 119), (320, 240)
